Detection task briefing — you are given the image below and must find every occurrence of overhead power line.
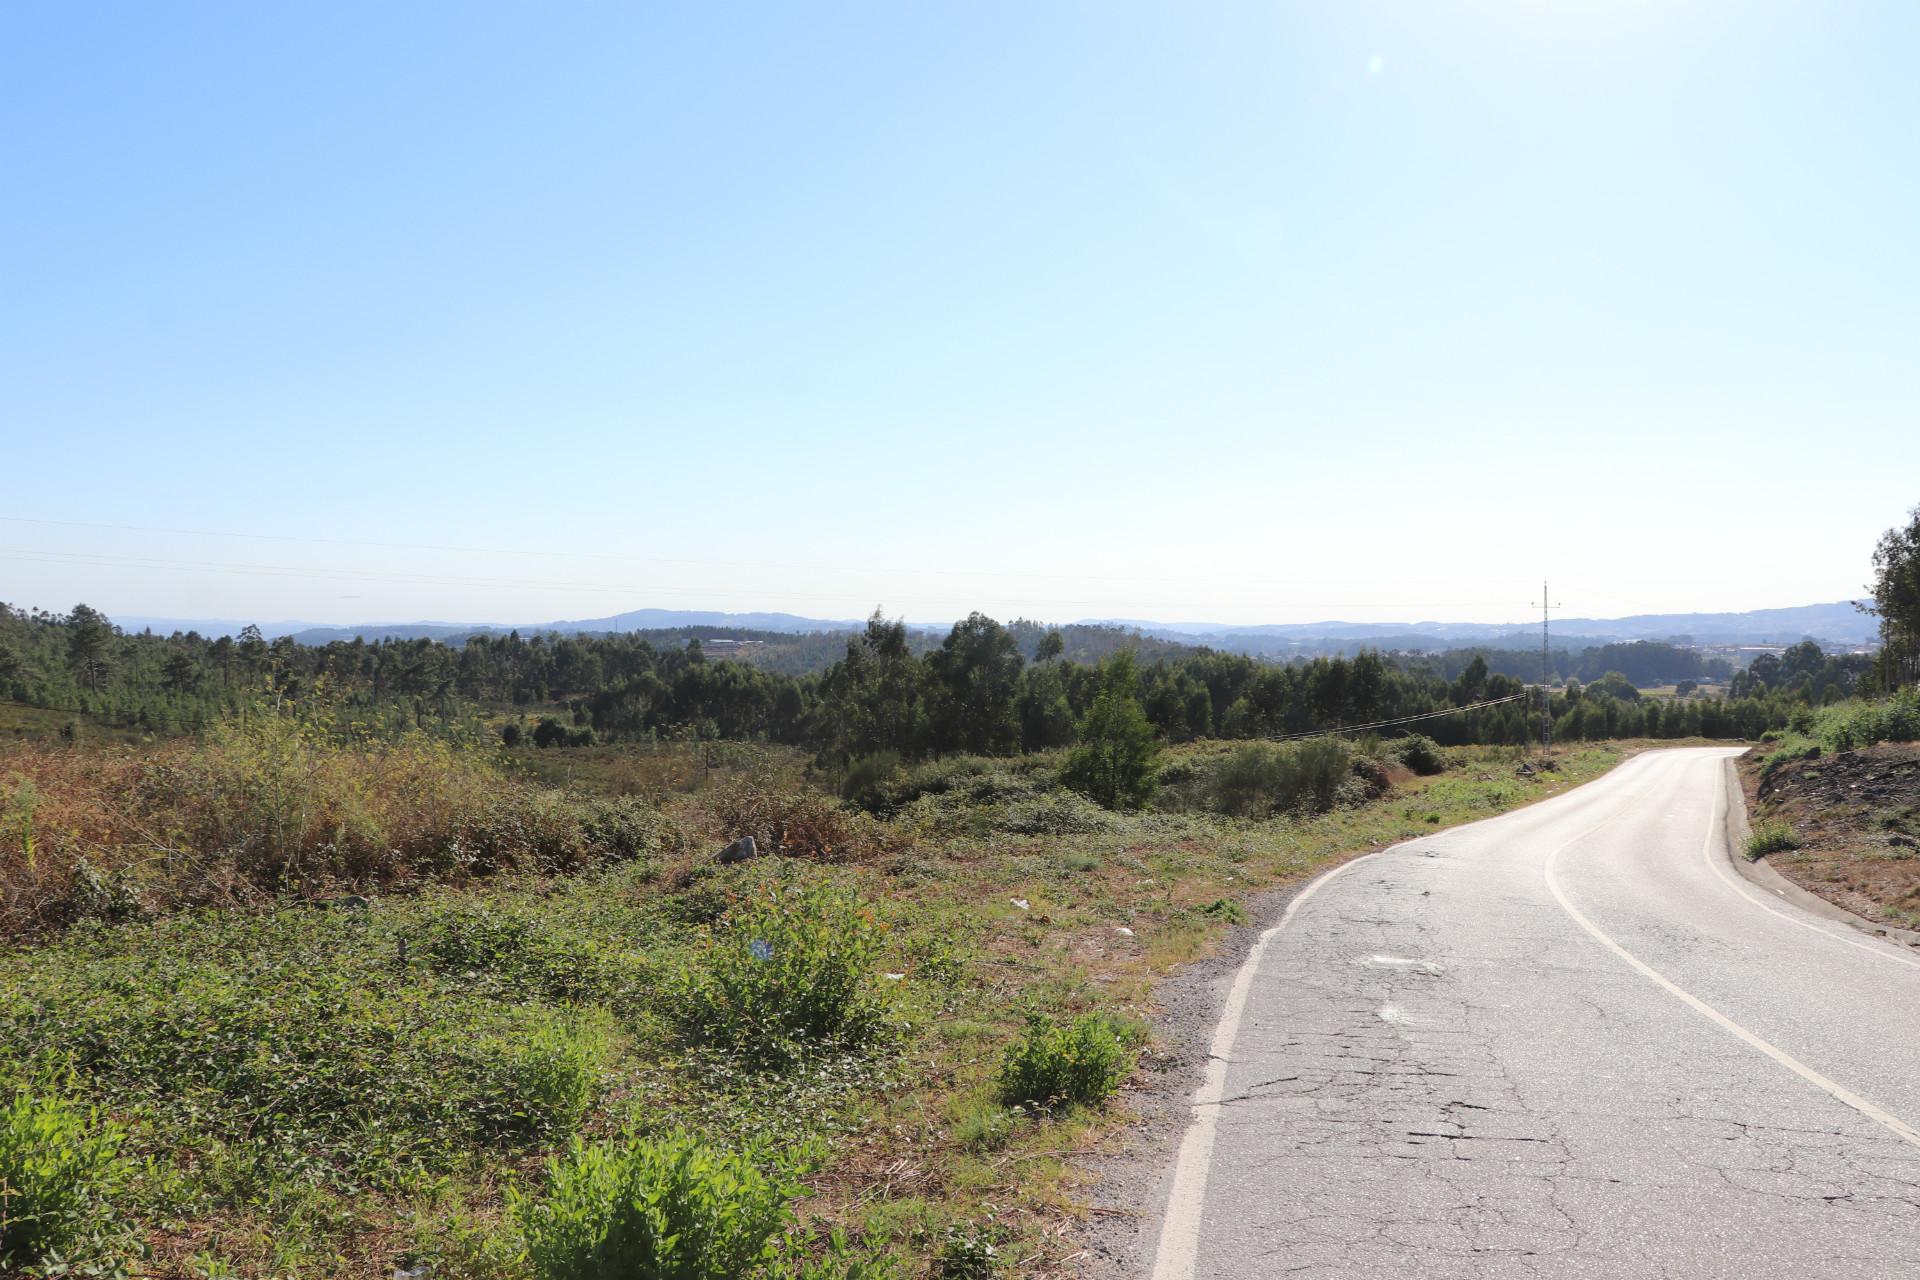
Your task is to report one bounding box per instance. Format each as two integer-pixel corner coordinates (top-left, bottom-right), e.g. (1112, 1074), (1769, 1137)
(1266, 692), (1530, 743)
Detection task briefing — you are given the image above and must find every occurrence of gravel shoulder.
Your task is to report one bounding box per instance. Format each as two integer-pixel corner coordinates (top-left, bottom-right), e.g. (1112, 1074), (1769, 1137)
(1068, 859), (1346, 1277)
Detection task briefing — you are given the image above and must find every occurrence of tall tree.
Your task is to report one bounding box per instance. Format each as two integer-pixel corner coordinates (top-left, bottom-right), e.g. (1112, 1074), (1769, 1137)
(928, 612), (1024, 754)
(1061, 651), (1161, 809)
(1867, 504), (1920, 689)
(65, 604), (114, 692)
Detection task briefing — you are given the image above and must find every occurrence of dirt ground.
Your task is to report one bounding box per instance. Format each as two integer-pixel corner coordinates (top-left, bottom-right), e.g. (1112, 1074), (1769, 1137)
(1740, 743), (1920, 930)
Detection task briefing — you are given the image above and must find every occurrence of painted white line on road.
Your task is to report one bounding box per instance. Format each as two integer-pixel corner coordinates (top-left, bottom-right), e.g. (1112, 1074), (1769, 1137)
(1144, 752), (1663, 1280)
(1544, 791), (1920, 1152)
(1146, 850), (1375, 1280)
(1702, 765), (1920, 972)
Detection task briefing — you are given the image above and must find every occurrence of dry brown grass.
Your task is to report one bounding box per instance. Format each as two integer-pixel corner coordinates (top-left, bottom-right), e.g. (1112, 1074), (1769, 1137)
(697, 777), (888, 862)
(0, 717), (680, 935)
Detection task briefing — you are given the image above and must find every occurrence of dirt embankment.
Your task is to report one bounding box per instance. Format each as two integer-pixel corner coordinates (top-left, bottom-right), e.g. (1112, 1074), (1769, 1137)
(1739, 744), (1920, 930)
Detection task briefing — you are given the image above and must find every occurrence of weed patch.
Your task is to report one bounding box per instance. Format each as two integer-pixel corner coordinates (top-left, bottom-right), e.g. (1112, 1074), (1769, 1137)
(0, 1089), (129, 1270)
(997, 1013), (1132, 1112)
(516, 1130), (799, 1280)
(678, 876), (891, 1066)
(1746, 821), (1802, 857)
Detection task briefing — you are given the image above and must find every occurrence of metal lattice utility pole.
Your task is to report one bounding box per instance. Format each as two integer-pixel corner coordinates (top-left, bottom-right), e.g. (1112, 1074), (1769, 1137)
(1533, 582), (1559, 760)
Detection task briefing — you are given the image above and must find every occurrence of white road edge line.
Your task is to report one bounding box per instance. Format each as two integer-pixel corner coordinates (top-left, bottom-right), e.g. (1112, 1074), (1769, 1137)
(1145, 753), (1655, 1280)
(1703, 764), (1920, 971)
(1145, 850), (1375, 1280)
(1543, 780), (1920, 1152)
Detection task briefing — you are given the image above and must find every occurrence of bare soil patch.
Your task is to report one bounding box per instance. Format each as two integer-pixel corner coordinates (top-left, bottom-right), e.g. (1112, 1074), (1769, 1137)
(1740, 743), (1920, 930)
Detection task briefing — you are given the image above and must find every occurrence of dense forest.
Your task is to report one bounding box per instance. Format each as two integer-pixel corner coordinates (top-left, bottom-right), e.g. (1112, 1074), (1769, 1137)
(1, 603), (1861, 755)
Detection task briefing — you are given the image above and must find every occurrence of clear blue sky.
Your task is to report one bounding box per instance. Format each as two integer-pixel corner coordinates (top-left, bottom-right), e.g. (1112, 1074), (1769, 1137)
(3, 2), (1915, 628)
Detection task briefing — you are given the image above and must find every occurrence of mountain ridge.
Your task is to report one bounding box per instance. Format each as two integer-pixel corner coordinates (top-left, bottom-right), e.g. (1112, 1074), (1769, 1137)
(100, 600), (1877, 650)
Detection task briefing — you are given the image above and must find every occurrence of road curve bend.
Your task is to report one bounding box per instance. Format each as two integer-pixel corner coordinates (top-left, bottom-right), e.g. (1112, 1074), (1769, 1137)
(1147, 747), (1920, 1280)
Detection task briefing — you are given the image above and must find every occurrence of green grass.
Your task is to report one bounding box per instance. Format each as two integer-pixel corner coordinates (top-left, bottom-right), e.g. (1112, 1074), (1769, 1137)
(1746, 821), (1802, 857)
(0, 737), (1627, 1277)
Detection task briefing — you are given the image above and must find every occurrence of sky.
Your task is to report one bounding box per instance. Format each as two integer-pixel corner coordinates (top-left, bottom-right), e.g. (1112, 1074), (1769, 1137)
(3, 1), (1916, 630)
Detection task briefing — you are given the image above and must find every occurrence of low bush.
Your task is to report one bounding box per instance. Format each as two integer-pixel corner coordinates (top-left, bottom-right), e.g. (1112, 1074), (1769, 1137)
(996, 1013), (1131, 1112)
(515, 1130), (799, 1280)
(931, 1225), (998, 1279)
(838, 751), (903, 814)
(0, 1089), (128, 1269)
(1746, 822), (1802, 858)
(999, 791), (1114, 836)
(863, 756), (1039, 815)
(1813, 690), (1920, 752)
(677, 876), (890, 1065)
(705, 780), (878, 861)
(1201, 898), (1248, 926)
(489, 1011), (614, 1139)
(1759, 736), (1822, 780)
(1385, 734), (1446, 776)
(1210, 738), (1355, 818)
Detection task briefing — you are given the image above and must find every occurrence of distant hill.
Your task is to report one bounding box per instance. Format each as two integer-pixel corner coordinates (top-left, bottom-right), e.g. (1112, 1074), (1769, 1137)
(103, 599), (1877, 656)
(1090, 601), (1876, 651)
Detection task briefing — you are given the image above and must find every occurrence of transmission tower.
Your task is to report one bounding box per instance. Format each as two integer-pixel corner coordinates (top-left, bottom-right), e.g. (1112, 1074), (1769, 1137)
(1532, 582), (1559, 760)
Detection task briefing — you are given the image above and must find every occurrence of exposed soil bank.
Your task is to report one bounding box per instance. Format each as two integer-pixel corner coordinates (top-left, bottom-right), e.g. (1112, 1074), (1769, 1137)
(1739, 743), (1920, 938)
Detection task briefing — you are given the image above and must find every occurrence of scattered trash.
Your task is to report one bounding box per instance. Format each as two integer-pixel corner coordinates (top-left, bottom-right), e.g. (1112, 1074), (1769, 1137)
(748, 939), (773, 962)
(883, 972), (905, 981)
(1010, 898), (1030, 911)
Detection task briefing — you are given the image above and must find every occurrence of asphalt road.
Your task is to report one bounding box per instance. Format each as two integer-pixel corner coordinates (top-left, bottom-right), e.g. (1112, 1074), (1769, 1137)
(1147, 747), (1920, 1279)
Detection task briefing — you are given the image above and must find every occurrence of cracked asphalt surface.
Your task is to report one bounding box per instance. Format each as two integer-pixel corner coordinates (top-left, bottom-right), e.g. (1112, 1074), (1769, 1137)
(1163, 748), (1920, 1278)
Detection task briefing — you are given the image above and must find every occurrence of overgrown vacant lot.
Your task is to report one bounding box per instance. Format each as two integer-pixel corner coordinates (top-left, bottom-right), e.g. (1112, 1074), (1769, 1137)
(1, 722), (1623, 1278)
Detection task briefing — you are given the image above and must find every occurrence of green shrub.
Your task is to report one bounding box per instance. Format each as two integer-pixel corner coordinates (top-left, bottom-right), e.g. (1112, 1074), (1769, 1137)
(678, 877), (890, 1065)
(515, 1130), (799, 1280)
(1210, 738), (1354, 818)
(776, 1229), (903, 1280)
(1746, 822), (1802, 858)
(0, 1090), (128, 1269)
(1809, 690), (1920, 752)
(999, 792), (1113, 836)
(1201, 898), (1248, 926)
(1759, 737), (1822, 780)
(1386, 734), (1445, 776)
(490, 1012), (613, 1139)
(839, 752), (903, 814)
(931, 1224), (998, 1279)
(996, 1013), (1130, 1112)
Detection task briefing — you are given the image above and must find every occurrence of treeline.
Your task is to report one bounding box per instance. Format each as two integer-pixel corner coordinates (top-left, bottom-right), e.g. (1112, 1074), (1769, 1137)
(3, 604), (1819, 754)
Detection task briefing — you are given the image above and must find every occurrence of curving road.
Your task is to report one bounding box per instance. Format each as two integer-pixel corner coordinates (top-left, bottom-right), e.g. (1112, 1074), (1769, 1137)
(1147, 747), (1920, 1279)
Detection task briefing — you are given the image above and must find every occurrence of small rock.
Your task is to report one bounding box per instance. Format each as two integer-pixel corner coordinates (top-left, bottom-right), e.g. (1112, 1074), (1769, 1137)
(716, 835), (758, 865)
(1114, 926), (1134, 937)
